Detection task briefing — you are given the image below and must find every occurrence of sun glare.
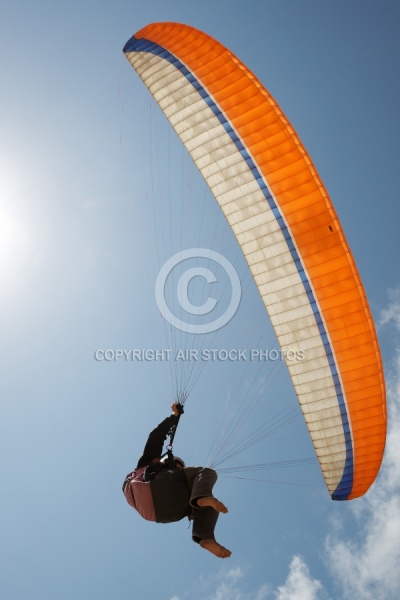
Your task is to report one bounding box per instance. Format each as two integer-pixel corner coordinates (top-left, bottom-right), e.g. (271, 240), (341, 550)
(0, 173), (29, 293)
(0, 155), (33, 290)
(0, 208), (30, 288)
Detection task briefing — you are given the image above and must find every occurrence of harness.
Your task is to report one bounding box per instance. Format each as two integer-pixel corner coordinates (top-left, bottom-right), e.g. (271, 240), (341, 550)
(122, 466), (156, 521)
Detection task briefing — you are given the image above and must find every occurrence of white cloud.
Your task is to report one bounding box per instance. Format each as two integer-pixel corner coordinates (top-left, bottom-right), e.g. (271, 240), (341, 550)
(198, 566), (270, 600)
(274, 556), (326, 600)
(212, 567), (269, 600)
(378, 288), (400, 331)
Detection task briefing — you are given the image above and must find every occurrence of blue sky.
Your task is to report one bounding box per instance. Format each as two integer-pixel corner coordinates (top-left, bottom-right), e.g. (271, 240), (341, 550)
(1, 1), (400, 599)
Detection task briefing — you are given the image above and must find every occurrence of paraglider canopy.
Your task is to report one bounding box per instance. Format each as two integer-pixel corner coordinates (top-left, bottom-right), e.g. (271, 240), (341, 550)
(123, 22), (386, 500)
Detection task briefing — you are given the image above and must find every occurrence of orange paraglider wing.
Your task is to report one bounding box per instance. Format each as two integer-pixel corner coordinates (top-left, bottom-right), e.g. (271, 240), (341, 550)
(123, 22), (386, 500)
